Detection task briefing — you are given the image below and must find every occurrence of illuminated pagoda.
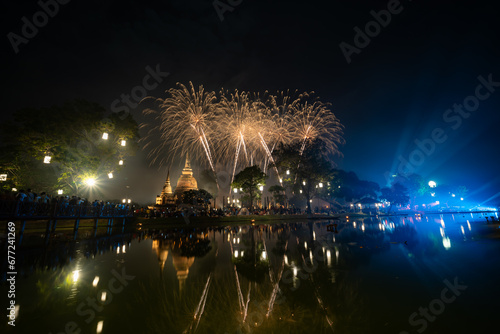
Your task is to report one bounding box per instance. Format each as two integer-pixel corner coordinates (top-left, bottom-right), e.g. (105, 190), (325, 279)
(156, 171), (175, 205)
(173, 154), (198, 198)
(155, 154), (198, 205)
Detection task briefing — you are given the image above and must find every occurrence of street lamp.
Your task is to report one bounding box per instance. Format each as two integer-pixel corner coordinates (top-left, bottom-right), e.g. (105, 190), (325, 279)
(233, 188), (238, 193)
(85, 178), (96, 186)
(121, 140), (126, 146)
(319, 182), (323, 188)
(119, 160), (124, 165)
(286, 170), (290, 175)
(57, 189), (63, 195)
(102, 132), (108, 140)
(259, 185), (263, 191)
(108, 172), (113, 179)
(44, 155), (51, 164)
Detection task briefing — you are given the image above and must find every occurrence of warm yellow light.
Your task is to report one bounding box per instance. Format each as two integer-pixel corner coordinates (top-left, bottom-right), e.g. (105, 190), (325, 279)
(44, 155), (51, 164)
(121, 140), (126, 146)
(108, 172), (113, 179)
(119, 160), (124, 165)
(96, 321), (104, 334)
(92, 276), (99, 287)
(72, 270), (80, 283)
(102, 132), (108, 140)
(85, 178), (96, 186)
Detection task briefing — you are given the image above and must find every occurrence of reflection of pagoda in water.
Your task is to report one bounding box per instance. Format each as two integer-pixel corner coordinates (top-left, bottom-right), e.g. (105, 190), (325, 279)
(151, 238), (195, 295)
(152, 239), (170, 273)
(172, 254), (195, 294)
(156, 155), (198, 205)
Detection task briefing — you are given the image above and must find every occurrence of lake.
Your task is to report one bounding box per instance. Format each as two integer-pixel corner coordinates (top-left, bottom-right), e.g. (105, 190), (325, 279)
(2, 212), (499, 334)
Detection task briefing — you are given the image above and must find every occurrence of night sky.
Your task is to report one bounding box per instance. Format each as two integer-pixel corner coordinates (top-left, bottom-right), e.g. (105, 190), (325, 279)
(3, 0), (500, 205)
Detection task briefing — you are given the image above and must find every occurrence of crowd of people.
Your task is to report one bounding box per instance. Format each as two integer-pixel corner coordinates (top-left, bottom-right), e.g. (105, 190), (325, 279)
(137, 205), (310, 219)
(0, 189), (132, 217)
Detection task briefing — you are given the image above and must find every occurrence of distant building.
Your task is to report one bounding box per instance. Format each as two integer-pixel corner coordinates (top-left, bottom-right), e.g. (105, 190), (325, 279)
(156, 154), (198, 205)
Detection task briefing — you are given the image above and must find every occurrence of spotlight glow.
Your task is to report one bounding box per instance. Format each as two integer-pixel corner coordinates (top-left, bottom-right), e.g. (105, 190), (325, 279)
(85, 178), (96, 186)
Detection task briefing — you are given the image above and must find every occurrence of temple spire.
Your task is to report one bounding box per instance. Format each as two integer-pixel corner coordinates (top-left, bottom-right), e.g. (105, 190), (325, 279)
(185, 153), (191, 169)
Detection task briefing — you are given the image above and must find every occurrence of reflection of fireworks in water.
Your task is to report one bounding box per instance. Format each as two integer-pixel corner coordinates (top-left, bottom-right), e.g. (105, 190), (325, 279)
(141, 83), (344, 181)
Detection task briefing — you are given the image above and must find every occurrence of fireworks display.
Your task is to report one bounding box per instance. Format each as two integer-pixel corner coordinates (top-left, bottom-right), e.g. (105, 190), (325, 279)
(141, 82), (344, 182)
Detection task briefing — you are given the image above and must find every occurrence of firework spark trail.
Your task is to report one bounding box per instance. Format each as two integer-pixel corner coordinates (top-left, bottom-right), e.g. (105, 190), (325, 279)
(258, 132), (280, 180)
(141, 84), (344, 184)
(184, 273), (213, 333)
(184, 244), (219, 334)
(299, 252), (335, 332)
(266, 240), (288, 318)
(242, 282), (251, 323)
(229, 139), (242, 195)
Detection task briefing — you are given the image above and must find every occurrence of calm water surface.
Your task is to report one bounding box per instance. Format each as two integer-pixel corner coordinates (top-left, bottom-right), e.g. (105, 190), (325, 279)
(2, 212), (500, 334)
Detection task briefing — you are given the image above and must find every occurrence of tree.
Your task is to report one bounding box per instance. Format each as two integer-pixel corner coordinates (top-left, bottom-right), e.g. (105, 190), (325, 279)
(268, 184), (286, 206)
(180, 189), (213, 208)
(273, 139), (334, 214)
(0, 100), (139, 195)
(380, 183), (410, 212)
(232, 165), (267, 209)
